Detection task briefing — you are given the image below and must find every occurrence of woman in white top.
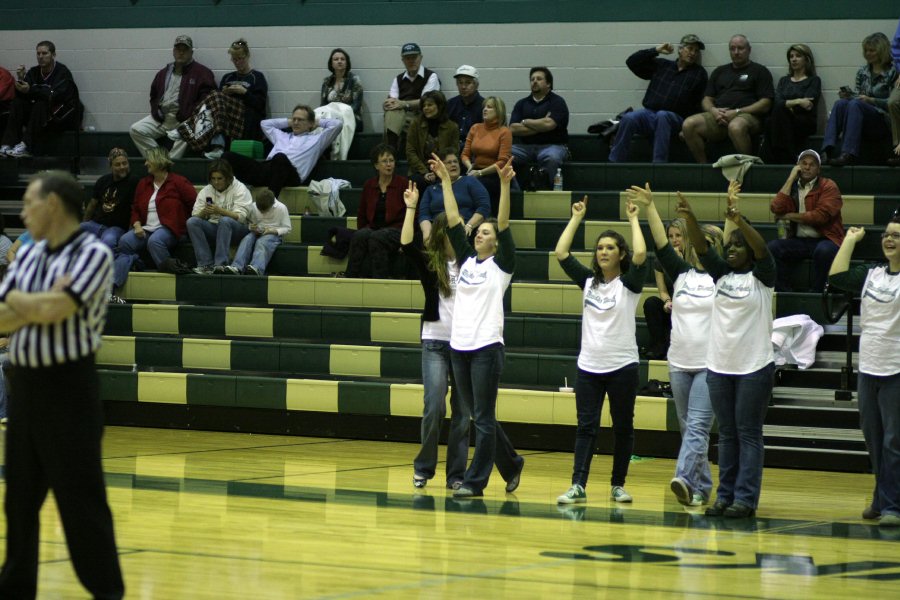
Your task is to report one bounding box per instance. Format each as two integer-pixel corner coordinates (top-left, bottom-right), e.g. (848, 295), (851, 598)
(400, 185), (470, 490)
(828, 218), (900, 528)
(428, 154), (525, 498)
(555, 195), (648, 505)
(679, 187), (776, 518)
(628, 183), (730, 507)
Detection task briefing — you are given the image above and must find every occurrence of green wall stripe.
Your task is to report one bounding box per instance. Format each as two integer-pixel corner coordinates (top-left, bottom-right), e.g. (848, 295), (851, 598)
(187, 374), (236, 407)
(273, 308), (323, 339)
(135, 338), (182, 369)
(338, 381), (390, 416)
(232, 340), (281, 373)
(98, 370), (138, 402)
(279, 343), (330, 377)
(179, 306), (226, 337)
(380, 347), (421, 379)
(235, 377), (286, 410)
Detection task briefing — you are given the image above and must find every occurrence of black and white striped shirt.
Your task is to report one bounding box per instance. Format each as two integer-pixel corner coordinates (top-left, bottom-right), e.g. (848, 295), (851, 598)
(0, 231), (113, 368)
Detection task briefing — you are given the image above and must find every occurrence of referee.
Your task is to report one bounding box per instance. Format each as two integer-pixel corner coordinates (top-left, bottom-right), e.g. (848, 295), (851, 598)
(0, 171), (124, 599)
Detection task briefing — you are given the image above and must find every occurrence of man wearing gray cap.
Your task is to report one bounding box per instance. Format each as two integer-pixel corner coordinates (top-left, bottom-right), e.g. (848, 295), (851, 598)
(768, 149), (844, 292)
(130, 34), (215, 158)
(609, 34), (708, 163)
(382, 42), (440, 149)
(447, 65), (484, 149)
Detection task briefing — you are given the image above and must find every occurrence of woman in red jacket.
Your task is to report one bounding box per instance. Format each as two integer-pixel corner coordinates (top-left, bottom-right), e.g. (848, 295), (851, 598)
(111, 147), (196, 298)
(345, 143), (409, 278)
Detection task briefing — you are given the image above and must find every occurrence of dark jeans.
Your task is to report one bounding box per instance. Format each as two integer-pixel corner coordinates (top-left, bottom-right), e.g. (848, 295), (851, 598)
(345, 227), (401, 279)
(642, 295), (672, 355)
(571, 365), (639, 489)
(450, 343), (522, 493)
(1, 95), (79, 152)
(858, 371), (900, 517)
(822, 98), (891, 158)
(767, 236), (839, 292)
(707, 363), (775, 509)
(0, 356), (124, 600)
(764, 104), (816, 164)
(413, 340), (470, 484)
(223, 151), (301, 196)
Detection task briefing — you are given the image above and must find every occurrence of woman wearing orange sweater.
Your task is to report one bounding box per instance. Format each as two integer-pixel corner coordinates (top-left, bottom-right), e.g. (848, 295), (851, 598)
(462, 96), (514, 213)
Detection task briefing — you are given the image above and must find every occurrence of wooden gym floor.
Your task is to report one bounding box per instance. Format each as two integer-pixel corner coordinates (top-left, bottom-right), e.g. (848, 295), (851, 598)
(1, 426), (898, 599)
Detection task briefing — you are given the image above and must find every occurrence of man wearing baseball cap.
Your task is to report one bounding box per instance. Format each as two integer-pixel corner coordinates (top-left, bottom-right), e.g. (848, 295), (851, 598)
(382, 42), (440, 149)
(447, 65), (484, 149)
(130, 34), (215, 158)
(768, 149), (844, 292)
(609, 34), (708, 163)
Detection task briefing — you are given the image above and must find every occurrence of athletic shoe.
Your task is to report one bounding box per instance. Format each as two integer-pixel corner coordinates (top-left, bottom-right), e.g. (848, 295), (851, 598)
(690, 492), (707, 507)
(670, 477), (692, 505)
(108, 294), (127, 304)
(505, 458), (524, 493)
(243, 265), (261, 276)
(0, 145), (11, 156)
(204, 147), (224, 160)
(611, 485), (633, 503)
(446, 480), (463, 490)
(7, 142), (30, 158)
(863, 505), (881, 520)
(556, 484), (586, 504)
(413, 475), (427, 489)
(705, 500), (730, 517)
(452, 486), (482, 498)
(879, 514), (900, 527)
(724, 502), (755, 518)
(212, 265), (226, 274)
(166, 128), (182, 141)
(222, 265), (240, 275)
(193, 265), (214, 275)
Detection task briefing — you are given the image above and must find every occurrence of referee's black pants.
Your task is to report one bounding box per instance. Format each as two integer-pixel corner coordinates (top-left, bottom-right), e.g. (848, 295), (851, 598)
(0, 355), (124, 600)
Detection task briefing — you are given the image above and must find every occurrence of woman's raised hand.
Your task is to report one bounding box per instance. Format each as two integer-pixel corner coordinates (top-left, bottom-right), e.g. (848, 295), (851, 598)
(428, 153), (450, 181)
(499, 159), (516, 184)
(674, 191), (694, 219)
(571, 195), (588, 219)
(403, 180), (419, 208)
(625, 198), (639, 219)
(625, 182), (653, 207)
(846, 226), (866, 243)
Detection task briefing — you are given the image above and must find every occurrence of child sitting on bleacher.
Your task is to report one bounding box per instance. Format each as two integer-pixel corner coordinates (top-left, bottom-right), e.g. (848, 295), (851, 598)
(220, 187), (291, 276)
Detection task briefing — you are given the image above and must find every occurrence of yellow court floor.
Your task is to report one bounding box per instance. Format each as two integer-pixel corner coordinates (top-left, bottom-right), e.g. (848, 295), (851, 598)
(1, 427), (898, 599)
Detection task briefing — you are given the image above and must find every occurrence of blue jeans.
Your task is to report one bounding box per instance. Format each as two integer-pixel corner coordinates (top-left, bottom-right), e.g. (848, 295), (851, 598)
(707, 363), (775, 509)
(822, 98), (891, 157)
(187, 216), (249, 267)
(669, 367), (714, 500)
(231, 232), (282, 275)
(768, 236), (839, 292)
(511, 143), (567, 179)
(413, 340), (470, 484)
(450, 343), (522, 493)
(79, 222), (125, 250)
(571, 365), (639, 489)
(609, 109), (683, 163)
(858, 371), (900, 517)
(113, 226), (179, 289)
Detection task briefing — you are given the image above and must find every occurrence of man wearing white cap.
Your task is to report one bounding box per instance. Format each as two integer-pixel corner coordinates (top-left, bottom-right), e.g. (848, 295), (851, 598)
(382, 42), (440, 149)
(130, 34), (215, 158)
(447, 65), (484, 150)
(768, 149), (844, 292)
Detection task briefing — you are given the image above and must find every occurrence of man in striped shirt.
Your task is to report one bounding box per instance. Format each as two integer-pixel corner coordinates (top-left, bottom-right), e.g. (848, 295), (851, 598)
(0, 171), (124, 599)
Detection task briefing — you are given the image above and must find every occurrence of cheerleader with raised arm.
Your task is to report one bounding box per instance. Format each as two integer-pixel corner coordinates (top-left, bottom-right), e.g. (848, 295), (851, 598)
(555, 195), (648, 505)
(828, 218), (900, 527)
(427, 154), (525, 498)
(679, 186), (776, 518)
(400, 184), (471, 490)
(627, 183), (730, 507)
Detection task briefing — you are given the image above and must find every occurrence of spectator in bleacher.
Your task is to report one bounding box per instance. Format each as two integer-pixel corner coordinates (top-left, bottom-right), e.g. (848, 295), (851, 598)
(763, 45), (821, 164)
(223, 105), (341, 196)
(186, 159), (253, 274)
(821, 33), (898, 167)
(681, 35), (774, 164)
(222, 187), (291, 276)
(406, 91), (458, 191)
(169, 38), (269, 160)
(768, 149), (843, 292)
(5, 231), (32, 266)
(418, 149), (489, 242)
(554, 195), (648, 506)
(129, 35), (216, 159)
(0, 66), (13, 135)
(0, 41), (81, 159)
(383, 43), (440, 150)
(510, 67), (570, 190)
(681, 185), (775, 518)
(111, 148), (196, 301)
(884, 22), (900, 167)
(321, 48), (364, 133)
(828, 218), (900, 528)
(400, 186), (470, 490)
(462, 96), (513, 212)
(628, 183), (727, 508)
(0, 215), (11, 278)
(642, 218), (687, 360)
(609, 34), (708, 164)
(447, 65), (483, 151)
(80, 148), (137, 250)
(429, 155), (524, 499)
(344, 144), (408, 278)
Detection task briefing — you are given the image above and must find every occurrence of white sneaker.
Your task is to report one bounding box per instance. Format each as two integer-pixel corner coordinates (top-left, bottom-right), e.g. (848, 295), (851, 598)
(222, 265), (240, 275)
(556, 484), (586, 504)
(0, 145), (11, 156)
(8, 142), (30, 158)
(204, 148), (224, 159)
(611, 485), (633, 503)
(192, 265), (214, 275)
(670, 477), (692, 505)
(166, 128), (182, 141)
(689, 492), (706, 507)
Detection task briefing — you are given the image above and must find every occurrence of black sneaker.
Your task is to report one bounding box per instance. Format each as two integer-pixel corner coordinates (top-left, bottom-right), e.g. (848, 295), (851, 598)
(705, 500), (730, 517)
(723, 503), (755, 518)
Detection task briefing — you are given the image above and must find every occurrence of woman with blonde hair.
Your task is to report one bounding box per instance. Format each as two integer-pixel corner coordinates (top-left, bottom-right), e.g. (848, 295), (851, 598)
(462, 96), (514, 211)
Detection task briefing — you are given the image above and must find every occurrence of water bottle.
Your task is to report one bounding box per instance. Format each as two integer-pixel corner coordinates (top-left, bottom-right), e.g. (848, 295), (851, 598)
(553, 168), (563, 191)
(776, 218), (787, 239)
